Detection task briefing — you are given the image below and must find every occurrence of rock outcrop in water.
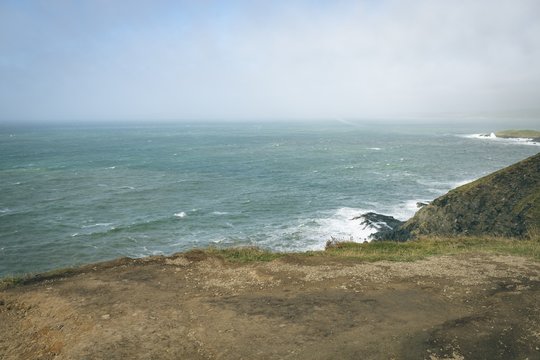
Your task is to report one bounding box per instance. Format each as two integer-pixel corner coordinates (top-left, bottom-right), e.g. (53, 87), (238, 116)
(378, 152), (540, 241)
(352, 212), (403, 232)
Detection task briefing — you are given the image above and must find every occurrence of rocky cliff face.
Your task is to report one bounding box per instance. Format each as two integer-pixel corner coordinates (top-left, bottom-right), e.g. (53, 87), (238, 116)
(382, 152), (540, 240)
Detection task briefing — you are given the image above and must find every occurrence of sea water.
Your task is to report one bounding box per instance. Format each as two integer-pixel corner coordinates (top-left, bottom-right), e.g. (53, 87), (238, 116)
(0, 121), (538, 277)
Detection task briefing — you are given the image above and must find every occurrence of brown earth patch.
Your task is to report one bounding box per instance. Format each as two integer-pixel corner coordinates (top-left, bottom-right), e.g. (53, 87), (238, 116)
(1, 253), (539, 359)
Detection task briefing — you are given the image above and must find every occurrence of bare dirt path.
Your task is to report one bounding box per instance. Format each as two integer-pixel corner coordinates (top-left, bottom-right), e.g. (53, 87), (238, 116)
(1, 252), (540, 359)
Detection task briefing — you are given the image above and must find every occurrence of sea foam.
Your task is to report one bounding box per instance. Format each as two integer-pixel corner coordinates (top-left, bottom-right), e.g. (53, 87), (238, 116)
(271, 208), (387, 251)
(462, 133), (539, 146)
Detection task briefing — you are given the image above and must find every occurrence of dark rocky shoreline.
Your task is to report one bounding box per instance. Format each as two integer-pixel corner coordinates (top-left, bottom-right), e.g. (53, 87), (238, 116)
(367, 152), (540, 241)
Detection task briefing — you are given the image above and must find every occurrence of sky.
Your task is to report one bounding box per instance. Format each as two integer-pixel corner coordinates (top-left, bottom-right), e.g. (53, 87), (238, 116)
(0, 0), (539, 123)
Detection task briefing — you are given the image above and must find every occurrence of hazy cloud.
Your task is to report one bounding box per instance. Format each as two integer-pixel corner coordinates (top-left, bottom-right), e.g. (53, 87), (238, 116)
(1, 0), (539, 122)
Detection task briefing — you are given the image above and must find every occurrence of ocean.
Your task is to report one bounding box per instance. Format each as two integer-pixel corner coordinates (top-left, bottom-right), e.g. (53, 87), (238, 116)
(1, 121), (538, 277)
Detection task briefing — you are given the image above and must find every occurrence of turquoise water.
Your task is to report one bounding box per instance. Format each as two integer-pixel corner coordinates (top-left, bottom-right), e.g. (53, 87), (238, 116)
(0, 122), (538, 277)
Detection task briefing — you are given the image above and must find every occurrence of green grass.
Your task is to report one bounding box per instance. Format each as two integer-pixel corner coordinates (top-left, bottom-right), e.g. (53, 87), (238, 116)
(0, 265), (84, 291)
(0, 275), (27, 290)
(320, 236), (540, 262)
(200, 237), (540, 263)
(201, 246), (285, 263)
(495, 129), (540, 139)
(2, 238), (539, 290)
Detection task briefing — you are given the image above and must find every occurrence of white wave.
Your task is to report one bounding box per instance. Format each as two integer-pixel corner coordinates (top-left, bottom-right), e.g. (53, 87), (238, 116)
(174, 212), (187, 218)
(463, 132), (496, 139)
(460, 133), (540, 146)
(0, 208), (10, 214)
(82, 223), (113, 229)
(387, 200), (424, 220)
(212, 211), (229, 216)
(259, 205), (431, 252)
(279, 208), (379, 250)
(317, 208), (374, 236)
(368, 147), (382, 151)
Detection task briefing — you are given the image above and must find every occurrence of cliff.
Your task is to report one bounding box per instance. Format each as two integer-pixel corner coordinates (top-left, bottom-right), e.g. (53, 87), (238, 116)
(382, 152), (540, 240)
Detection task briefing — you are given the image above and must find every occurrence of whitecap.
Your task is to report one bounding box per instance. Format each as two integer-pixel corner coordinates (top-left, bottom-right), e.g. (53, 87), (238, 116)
(256, 205), (428, 252)
(463, 132), (497, 139)
(460, 133), (540, 146)
(174, 212), (187, 218)
(288, 207), (379, 249)
(368, 147), (382, 151)
(82, 223), (113, 229)
(212, 211), (229, 216)
(388, 200), (429, 221)
(291, 202), (421, 250)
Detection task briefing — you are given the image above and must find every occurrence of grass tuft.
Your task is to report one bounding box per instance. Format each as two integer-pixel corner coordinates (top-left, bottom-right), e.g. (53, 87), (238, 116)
(2, 238), (539, 289)
(204, 246), (284, 263)
(0, 276), (26, 290)
(320, 236), (540, 262)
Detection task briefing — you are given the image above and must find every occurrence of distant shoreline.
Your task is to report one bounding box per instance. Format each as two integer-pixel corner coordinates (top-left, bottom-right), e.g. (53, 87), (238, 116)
(495, 129), (540, 142)
(468, 129), (540, 145)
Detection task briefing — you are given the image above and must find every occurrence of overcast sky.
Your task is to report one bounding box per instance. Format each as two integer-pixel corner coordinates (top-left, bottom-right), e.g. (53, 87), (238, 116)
(1, 0), (539, 122)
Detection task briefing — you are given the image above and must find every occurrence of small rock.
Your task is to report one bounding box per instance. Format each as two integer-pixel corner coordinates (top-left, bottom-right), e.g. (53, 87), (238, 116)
(101, 314), (110, 320)
(0, 299), (5, 306)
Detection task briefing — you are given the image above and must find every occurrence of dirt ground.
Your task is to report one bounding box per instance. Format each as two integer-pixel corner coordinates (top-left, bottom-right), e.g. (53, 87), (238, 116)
(1, 252), (540, 359)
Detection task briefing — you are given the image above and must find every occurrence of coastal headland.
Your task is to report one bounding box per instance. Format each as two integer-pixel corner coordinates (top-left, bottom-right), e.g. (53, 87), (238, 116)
(495, 130), (540, 142)
(1, 152), (540, 359)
